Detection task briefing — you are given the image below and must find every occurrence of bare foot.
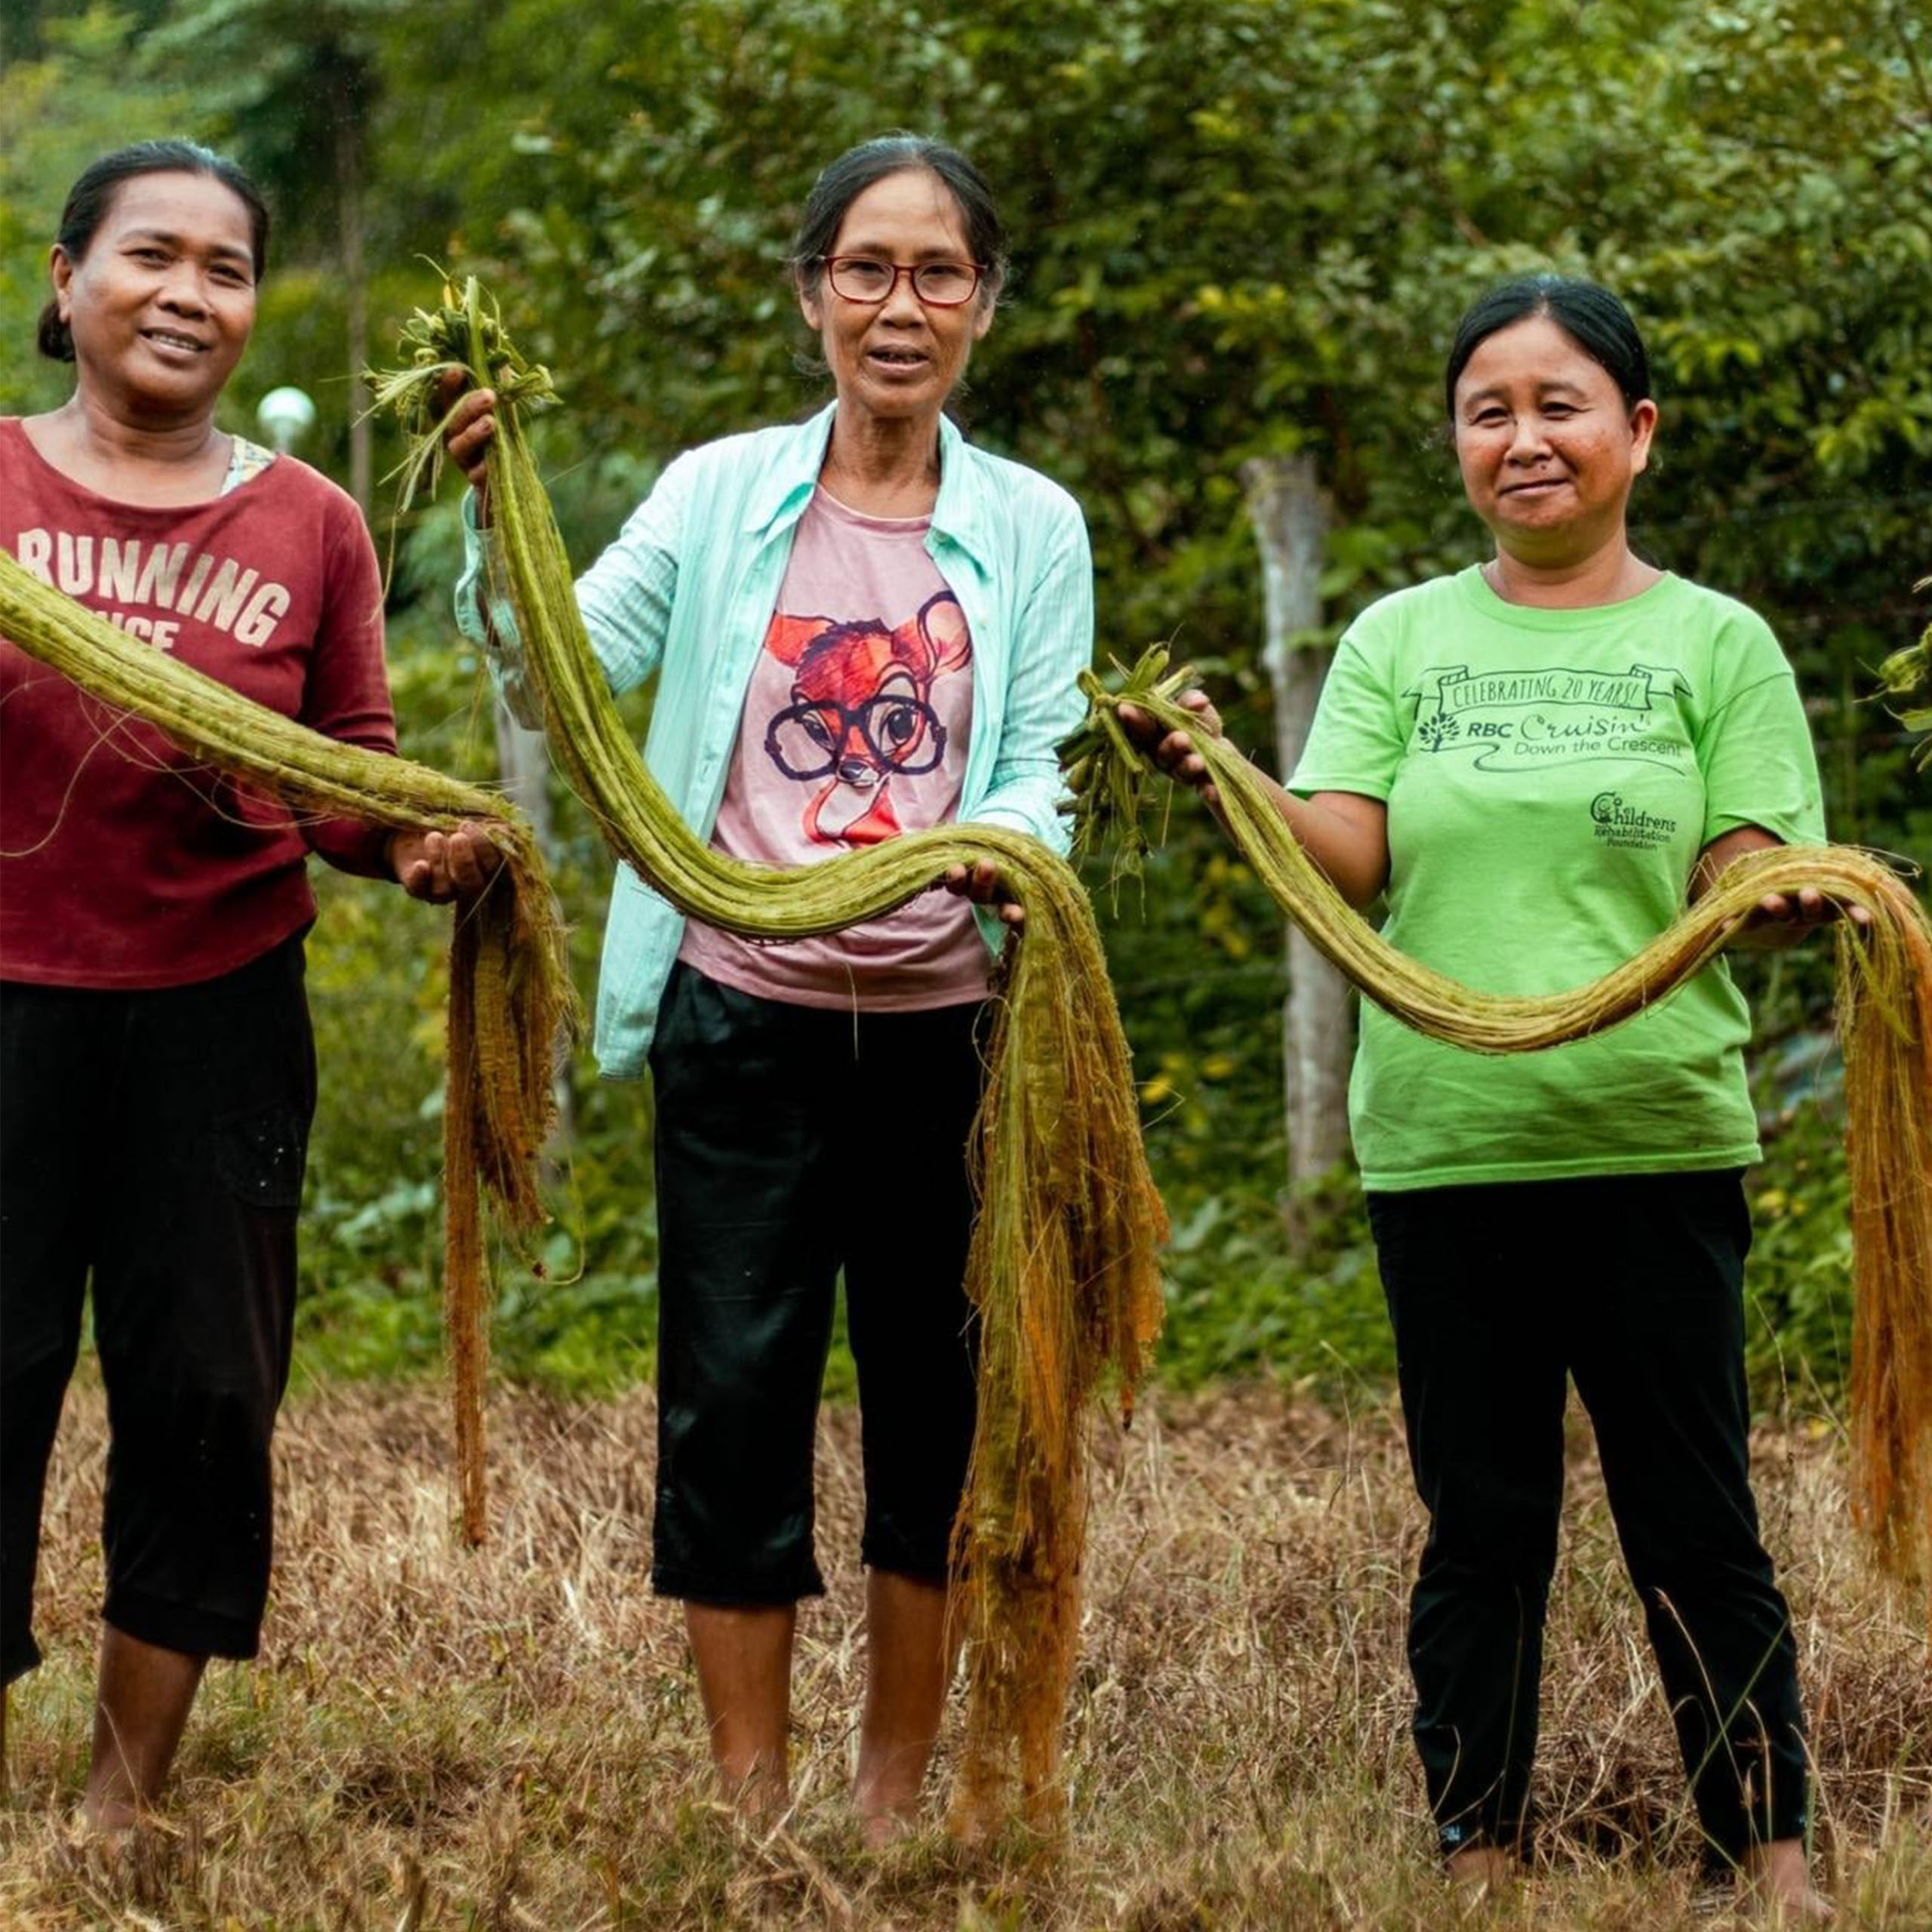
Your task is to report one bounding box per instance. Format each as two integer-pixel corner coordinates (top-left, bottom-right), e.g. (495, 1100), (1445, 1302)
(721, 1761), (791, 1829)
(858, 1803), (918, 1852)
(854, 1752), (927, 1850)
(852, 1571), (952, 1855)
(1447, 1844), (1515, 1902)
(78, 1791), (143, 1836)
(1742, 1839), (1833, 1923)
(82, 1627), (206, 1833)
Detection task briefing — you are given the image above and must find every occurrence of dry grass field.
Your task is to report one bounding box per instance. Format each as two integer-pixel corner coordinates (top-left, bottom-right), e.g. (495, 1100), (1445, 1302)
(2, 1377), (1927, 1930)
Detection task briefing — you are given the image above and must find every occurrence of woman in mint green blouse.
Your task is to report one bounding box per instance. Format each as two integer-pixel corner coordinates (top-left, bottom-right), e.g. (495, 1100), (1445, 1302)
(1137, 275), (1836, 1921)
(441, 137), (1093, 1844)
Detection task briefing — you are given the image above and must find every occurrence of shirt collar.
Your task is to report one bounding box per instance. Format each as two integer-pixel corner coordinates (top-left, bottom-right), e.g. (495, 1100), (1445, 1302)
(739, 401), (989, 567)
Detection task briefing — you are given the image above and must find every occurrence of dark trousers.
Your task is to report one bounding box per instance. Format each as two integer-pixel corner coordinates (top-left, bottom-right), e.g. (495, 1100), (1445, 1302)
(1, 937), (313, 1681)
(647, 961), (985, 1604)
(1368, 1170), (1808, 1863)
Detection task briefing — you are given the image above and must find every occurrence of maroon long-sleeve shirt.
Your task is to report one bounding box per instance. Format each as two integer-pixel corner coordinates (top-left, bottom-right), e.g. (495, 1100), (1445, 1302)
(0, 418), (398, 988)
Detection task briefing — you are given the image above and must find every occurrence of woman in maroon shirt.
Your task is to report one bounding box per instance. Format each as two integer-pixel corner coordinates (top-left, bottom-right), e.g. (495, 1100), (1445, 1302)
(0, 140), (493, 1829)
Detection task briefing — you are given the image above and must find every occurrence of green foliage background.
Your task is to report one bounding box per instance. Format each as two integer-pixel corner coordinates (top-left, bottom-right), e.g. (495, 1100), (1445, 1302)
(3, 0), (1927, 1406)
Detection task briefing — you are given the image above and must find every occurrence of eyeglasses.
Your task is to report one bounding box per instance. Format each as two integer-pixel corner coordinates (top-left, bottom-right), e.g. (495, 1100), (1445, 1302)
(819, 256), (984, 308)
(765, 694), (949, 780)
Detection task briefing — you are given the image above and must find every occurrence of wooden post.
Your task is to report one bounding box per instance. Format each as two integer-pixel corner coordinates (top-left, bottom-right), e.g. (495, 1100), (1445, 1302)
(1241, 454), (1352, 1223)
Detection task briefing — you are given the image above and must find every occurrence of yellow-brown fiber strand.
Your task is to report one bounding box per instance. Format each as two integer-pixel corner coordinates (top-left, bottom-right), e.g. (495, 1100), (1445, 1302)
(1072, 645), (1932, 1605)
(373, 278), (1167, 1832)
(0, 547), (575, 1546)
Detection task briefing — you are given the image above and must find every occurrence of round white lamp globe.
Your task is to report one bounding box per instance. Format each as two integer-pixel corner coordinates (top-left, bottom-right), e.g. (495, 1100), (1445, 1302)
(256, 386), (317, 454)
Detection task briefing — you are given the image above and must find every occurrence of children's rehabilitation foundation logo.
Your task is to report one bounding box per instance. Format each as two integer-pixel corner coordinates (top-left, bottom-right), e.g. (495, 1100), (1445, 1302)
(1588, 790), (1679, 849)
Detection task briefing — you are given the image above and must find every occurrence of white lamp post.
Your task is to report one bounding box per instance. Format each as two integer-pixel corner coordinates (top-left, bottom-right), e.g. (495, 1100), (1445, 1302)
(255, 386), (317, 454)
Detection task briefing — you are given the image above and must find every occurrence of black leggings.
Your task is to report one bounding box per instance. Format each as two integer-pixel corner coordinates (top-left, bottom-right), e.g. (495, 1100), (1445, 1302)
(1, 936), (314, 1681)
(647, 961), (985, 1604)
(1369, 1170), (1808, 1863)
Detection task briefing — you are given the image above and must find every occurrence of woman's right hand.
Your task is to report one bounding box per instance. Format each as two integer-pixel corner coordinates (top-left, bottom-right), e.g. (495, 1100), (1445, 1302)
(1116, 688), (1226, 804)
(438, 368), (497, 495)
(1115, 691), (1389, 906)
(389, 820), (504, 903)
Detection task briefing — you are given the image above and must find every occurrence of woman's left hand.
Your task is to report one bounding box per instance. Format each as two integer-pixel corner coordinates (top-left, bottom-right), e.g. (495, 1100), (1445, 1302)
(942, 860), (1025, 929)
(1117, 690), (1225, 804)
(1697, 828), (1873, 949)
(1726, 885), (1872, 950)
(390, 823), (504, 903)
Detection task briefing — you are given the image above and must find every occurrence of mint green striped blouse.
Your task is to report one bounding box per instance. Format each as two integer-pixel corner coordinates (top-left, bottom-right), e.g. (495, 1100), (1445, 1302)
(457, 401), (1094, 1077)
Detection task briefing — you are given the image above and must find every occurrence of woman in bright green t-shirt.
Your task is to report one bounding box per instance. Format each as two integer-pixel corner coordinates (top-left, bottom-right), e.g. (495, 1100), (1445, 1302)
(1131, 275), (1838, 1920)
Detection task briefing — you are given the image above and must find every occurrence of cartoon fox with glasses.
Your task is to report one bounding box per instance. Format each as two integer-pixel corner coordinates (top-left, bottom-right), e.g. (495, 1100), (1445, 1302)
(761, 589), (971, 845)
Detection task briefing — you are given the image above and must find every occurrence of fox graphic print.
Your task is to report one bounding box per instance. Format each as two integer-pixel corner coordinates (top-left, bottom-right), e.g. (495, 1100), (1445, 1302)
(675, 484), (989, 1008)
(761, 588), (972, 846)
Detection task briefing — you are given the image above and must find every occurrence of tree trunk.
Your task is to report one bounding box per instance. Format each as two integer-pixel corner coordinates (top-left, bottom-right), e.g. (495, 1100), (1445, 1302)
(334, 64), (372, 519)
(1240, 454), (1351, 1229)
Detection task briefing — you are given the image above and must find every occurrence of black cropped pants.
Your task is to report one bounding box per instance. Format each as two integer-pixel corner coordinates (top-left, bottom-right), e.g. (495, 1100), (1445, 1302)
(1, 936), (313, 1682)
(647, 961), (985, 1604)
(1368, 1169), (1808, 1864)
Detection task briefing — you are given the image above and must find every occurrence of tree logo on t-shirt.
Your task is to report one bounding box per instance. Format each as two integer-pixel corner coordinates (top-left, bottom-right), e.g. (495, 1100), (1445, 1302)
(1417, 712), (1461, 752)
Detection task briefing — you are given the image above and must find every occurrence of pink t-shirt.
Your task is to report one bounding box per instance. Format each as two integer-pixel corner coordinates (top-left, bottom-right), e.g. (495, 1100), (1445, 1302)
(678, 486), (989, 1008)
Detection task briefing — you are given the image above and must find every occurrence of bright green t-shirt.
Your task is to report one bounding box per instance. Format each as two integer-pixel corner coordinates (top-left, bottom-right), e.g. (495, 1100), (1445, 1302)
(1290, 568), (1826, 1192)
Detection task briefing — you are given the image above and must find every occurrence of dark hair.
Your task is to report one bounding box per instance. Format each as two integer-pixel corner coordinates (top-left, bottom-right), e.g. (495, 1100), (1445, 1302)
(789, 135), (1007, 304)
(37, 140), (270, 362)
(1443, 273), (1651, 417)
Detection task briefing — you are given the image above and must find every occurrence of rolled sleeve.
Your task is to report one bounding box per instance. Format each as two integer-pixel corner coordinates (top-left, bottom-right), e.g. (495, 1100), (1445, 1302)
(454, 496), (544, 727)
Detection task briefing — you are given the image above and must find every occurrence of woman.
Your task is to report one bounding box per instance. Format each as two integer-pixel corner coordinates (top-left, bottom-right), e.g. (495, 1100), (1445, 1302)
(0, 140), (494, 1829)
(1134, 276), (1834, 1918)
(443, 136), (1092, 1838)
